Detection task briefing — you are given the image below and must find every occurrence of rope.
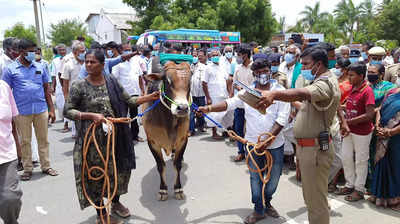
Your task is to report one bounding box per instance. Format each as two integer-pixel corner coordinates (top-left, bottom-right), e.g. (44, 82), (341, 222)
(160, 83), (192, 111)
(81, 99), (160, 224)
(191, 102), (276, 207)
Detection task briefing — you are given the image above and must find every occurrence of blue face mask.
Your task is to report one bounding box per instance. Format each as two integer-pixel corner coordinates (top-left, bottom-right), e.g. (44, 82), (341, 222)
(107, 50), (114, 58)
(284, 53), (295, 64)
(78, 52), (86, 61)
(361, 52), (368, 60)
(328, 59), (337, 69)
(349, 57), (358, 64)
(271, 66), (279, 73)
(301, 69), (315, 81)
(225, 52), (233, 59)
(192, 57), (199, 64)
(24, 51), (35, 63)
(333, 68), (343, 77)
(211, 56), (220, 64)
(370, 60), (382, 65)
(123, 50), (132, 55)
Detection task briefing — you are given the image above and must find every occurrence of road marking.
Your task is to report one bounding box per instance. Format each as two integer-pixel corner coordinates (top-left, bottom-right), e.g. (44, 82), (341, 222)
(36, 206), (48, 215)
(283, 198), (345, 224)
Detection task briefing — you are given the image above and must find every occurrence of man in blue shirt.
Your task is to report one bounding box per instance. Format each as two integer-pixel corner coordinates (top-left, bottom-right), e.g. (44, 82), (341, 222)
(2, 38), (58, 181)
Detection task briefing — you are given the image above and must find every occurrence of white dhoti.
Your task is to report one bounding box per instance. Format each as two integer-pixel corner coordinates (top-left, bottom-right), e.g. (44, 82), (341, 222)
(283, 120), (296, 155)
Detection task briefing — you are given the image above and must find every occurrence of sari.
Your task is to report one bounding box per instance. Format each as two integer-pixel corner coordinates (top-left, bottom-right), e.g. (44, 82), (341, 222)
(370, 89), (400, 207)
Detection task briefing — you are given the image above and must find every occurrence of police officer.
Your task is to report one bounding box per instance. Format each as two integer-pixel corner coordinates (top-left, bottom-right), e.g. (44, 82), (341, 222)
(384, 48), (400, 85)
(256, 47), (340, 224)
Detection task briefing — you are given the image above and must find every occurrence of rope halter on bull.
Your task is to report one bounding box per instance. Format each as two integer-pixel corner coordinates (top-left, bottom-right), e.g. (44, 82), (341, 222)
(191, 102), (276, 207)
(159, 82), (192, 111)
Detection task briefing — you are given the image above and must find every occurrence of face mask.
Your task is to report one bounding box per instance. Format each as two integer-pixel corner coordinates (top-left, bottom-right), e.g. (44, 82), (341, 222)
(35, 54), (41, 60)
(123, 50), (132, 55)
(107, 50), (114, 58)
(271, 66), (279, 74)
(367, 74), (379, 83)
(361, 52), (368, 60)
(349, 57), (358, 64)
(225, 52), (233, 59)
(256, 73), (271, 85)
(236, 56), (244, 65)
(152, 51), (159, 56)
(78, 52), (86, 61)
(211, 56), (220, 64)
(284, 53), (295, 64)
(370, 60), (382, 65)
(24, 51), (35, 63)
(328, 59), (337, 69)
(333, 68), (343, 77)
(301, 63), (319, 81)
(192, 57), (199, 64)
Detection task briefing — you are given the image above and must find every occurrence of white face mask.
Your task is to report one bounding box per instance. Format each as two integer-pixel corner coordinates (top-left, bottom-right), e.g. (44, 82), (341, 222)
(256, 73), (271, 85)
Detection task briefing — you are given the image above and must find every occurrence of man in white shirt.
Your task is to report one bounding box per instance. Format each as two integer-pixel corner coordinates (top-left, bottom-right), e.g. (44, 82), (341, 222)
(278, 44), (300, 89)
(199, 58), (290, 223)
(0, 38), (19, 80)
(112, 42), (144, 142)
(61, 42), (86, 138)
(189, 49), (207, 136)
(232, 44), (254, 162)
(202, 49), (232, 139)
(220, 45), (236, 97)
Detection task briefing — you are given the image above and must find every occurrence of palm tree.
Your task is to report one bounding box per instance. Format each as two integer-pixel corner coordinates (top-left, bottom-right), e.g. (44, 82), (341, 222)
(299, 2), (328, 32)
(334, 0), (361, 43)
(287, 20), (306, 33)
(279, 16), (286, 34)
(315, 14), (345, 45)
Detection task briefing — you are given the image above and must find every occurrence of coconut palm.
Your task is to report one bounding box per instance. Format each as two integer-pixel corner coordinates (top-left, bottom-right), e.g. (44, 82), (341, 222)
(299, 2), (328, 32)
(334, 0), (361, 43)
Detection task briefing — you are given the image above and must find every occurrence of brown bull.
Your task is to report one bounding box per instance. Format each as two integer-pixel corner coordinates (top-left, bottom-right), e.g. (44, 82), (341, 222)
(142, 60), (192, 201)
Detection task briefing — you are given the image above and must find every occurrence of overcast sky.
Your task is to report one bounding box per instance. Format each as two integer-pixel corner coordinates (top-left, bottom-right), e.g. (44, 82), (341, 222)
(0, 0), (380, 41)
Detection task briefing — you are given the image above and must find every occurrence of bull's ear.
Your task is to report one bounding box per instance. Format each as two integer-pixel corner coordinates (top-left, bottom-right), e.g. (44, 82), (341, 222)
(144, 73), (163, 82)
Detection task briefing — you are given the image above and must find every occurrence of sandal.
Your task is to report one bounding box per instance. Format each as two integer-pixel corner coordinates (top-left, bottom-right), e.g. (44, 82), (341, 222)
(112, 202), (131, 218)
(20, 171), (32, 181)
(367, 196), (376, 204)
(265, 205), (280, 218)
(345, 190), (364, 202)
(328, 183), (337, 193)
(42, 168), (59, 176)
(61, 128), (70, 133)
(335, 187), (354, 195)
(233, 154), (245, 162)
(244, 212), (265, 224)
(391, 204), (400, 212)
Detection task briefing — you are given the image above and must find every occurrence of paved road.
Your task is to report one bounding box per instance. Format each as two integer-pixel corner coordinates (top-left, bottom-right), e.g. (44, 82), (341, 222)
(7, 121), (400, 224)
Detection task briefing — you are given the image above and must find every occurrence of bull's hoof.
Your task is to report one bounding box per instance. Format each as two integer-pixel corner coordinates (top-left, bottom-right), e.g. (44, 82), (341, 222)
(174, 189), (185, 200)
(158, 190), (168, 201)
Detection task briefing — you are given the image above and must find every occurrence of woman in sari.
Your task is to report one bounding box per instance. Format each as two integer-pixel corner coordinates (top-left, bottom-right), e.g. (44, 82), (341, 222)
(366, 64), (396, 192)
(369, 88), (400, 211)
(64, 49), (159, 224)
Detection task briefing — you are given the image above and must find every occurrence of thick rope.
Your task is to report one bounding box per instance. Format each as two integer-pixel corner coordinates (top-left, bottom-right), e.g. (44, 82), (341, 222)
(227, 130), (275, 207)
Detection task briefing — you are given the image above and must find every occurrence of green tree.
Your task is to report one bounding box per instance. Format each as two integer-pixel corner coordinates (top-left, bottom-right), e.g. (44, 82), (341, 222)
(376, 0), (400, 44)
(4, 22), (37, 43)
(299, 2), (328, 32)
(48, 18), (92, 47)
(334, 0), (361, 43)
(287, 21), (306, 33)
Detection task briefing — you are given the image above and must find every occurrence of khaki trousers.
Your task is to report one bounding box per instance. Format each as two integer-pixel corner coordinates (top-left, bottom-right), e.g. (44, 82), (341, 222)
(15, 111), (50, 172)
(297, 143), (334, 224)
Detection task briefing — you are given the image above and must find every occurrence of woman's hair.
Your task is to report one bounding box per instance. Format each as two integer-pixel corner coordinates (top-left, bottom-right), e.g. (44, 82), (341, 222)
(371, 63), (385, 75)
(337, 56), (351, 69)
(251, 58), (271, 71)
(85, 49), (105, 64)
(348, 62), (367, 78)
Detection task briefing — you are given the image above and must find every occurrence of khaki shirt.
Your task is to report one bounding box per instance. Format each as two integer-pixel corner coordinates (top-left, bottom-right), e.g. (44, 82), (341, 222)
(384, 63), (400, 84)
(293, 71), (341, 138)
(272, 71), (288, 89)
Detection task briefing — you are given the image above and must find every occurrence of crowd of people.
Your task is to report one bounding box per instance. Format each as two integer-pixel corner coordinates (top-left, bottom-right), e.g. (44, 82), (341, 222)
(0, 34), (400, 224)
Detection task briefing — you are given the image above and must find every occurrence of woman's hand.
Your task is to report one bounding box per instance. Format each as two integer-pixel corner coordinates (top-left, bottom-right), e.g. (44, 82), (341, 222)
(91, 113), (106, 124)
(377, 127), (391, 138)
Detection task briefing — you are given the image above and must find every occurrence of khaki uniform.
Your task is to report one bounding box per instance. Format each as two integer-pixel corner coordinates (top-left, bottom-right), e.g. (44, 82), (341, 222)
(272, 71), (288, 88)
(293, 71), (340, 224)
(384, 63), (400, 85)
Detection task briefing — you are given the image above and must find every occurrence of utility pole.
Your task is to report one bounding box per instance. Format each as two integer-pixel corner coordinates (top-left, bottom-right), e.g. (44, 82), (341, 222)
(32, 0), (42, 45)
(39, 0), (45, 44)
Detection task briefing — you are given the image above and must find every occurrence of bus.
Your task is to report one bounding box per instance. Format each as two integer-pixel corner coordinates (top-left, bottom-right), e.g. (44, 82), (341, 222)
(129, 29), (241, 49)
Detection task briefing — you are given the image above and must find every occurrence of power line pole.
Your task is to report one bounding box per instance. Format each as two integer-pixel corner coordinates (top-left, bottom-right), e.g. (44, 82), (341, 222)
(32, 0), (42, 45)
(39, 0), (45, 44)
